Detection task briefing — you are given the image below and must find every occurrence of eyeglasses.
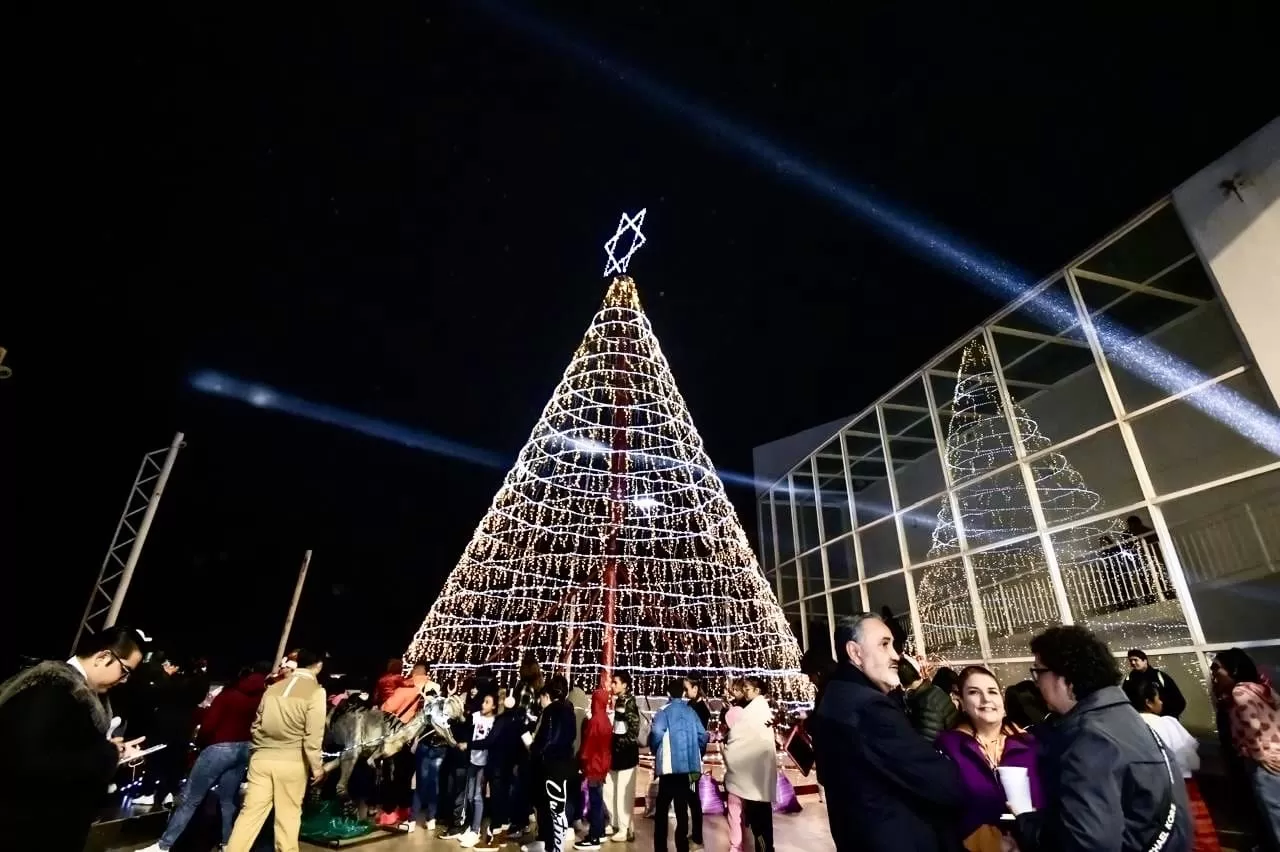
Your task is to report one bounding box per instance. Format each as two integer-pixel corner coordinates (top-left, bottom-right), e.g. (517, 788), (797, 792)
(1028, 666), (1051, 681)
(109, 651), (135, 680)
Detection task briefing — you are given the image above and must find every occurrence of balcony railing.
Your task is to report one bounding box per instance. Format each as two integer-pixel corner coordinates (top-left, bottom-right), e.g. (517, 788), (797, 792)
(918, 488), (1279, 656)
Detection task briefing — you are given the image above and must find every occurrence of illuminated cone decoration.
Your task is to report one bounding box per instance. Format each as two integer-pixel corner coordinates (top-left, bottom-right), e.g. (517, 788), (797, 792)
(404, 272), (809, 701)
(913, 339), (1129, 657)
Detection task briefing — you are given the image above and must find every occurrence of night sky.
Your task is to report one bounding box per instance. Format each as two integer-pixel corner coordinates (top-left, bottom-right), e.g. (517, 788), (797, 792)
(6, 3), (1274, 676)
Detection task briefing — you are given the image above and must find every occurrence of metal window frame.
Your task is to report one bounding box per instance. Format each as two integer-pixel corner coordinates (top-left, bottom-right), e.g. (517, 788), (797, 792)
(921, 367), (993, 659)
(980, 326), (1076, 626)
(877, 404), (927, 650)
(786, 473), (809, 650)
(1064, 268), (1211, 677)
(838, 426), (873, 615)
(809, 454), (839, 657)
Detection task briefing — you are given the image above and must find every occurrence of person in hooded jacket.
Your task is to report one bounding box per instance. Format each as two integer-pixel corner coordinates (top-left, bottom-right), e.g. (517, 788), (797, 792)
(141, 662), (271, 852)
(577, 688), (614, 850)
(1015, 626), (1191, 852)
(531, 676), (578, 852)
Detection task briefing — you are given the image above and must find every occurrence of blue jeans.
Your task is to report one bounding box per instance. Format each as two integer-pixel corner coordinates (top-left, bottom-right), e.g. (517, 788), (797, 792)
(587, 781), (605, 840)
(1253, 764), (1280, 847)
(159, 741), (249, 849)
(465, 765), (486, 833)
(413, 743), (446, 821)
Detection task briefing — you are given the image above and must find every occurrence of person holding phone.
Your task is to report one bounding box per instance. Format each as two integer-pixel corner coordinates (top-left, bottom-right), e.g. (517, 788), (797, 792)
(0, 626), (147, 850)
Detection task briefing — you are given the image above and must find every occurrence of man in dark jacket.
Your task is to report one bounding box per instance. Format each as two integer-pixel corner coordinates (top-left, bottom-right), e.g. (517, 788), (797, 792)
(1121, 649), (1187, 719)
(813, 613), (962, 852)
(899, 656), (958, 742)
(0, 627), (147, 850)
(1018, 626), (1191, 852)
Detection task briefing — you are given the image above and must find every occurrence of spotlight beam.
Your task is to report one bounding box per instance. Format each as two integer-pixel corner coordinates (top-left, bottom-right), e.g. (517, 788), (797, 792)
(475, 0), (1280, 455)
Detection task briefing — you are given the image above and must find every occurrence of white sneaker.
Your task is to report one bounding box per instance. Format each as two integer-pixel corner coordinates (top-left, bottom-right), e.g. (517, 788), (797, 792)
(427, 819), (438, 831)
(136, 844), (164, 852)
(459, 830), (480, 847)
(521, 842), (546, 852)
(132, 794), (155, 806)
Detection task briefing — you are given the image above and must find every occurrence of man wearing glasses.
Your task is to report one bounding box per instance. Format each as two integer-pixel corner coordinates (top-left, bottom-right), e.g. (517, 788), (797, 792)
(0, 626), (148, 850)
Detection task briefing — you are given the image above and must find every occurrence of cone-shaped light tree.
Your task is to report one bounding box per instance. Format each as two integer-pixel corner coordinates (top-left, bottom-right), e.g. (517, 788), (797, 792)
(405, 214), (808, 700)
(914, 339), (1129, 657)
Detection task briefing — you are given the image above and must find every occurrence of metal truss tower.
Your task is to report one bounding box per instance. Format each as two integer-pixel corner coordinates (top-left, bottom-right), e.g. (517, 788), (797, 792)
(72, 432), (185, 654)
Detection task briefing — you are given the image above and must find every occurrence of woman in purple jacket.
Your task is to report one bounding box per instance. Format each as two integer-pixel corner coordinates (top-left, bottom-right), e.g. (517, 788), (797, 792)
(935, 666), (1045, 852)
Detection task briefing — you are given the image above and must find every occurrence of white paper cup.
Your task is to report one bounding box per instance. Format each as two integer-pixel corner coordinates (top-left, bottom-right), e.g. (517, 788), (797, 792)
(613, 720), (627, 735)
(520, 731), (534, 748)
(996, 766), (1033, 815)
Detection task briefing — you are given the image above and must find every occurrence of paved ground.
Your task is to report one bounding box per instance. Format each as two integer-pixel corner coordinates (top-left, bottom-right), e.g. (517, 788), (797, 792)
(294, 799), (838, 852)
(106, 796), (836, 852)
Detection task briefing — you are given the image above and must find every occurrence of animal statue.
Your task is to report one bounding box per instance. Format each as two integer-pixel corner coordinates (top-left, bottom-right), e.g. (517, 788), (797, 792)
(323, 689), (465, 799)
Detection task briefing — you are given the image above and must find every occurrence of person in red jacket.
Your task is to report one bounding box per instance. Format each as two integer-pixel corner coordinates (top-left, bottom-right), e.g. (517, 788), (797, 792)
(576, 688), (614, 850)
(140, 663), (271, 852)
(374, 658), (407, 705)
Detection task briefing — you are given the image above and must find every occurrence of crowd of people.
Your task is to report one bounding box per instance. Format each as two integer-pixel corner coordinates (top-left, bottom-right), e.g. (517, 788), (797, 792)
(806, 615), (1280, 852)
(0, 620), (1277, 852)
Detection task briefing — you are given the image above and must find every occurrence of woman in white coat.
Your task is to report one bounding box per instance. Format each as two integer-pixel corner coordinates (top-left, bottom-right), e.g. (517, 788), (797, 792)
(722, 677), (777, 852)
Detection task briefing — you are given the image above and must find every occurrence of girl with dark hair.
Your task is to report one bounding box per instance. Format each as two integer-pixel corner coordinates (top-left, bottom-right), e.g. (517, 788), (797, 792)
(1212, 648), (1280, 849)
(1133, 681), (1220, 852)
(935, 666), (1044, 852)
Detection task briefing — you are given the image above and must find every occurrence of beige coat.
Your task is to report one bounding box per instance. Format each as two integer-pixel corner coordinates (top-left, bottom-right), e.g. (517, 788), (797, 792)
(722, 695), (777, 802)
(251, 668), (327, 774)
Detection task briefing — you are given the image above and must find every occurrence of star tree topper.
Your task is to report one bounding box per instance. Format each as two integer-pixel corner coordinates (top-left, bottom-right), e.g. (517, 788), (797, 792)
(603, 208), (647, 276)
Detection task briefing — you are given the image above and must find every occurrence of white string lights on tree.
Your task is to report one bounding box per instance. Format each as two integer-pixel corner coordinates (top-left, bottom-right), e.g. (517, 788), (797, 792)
(404, 212), (810, 701)
(913, 340), (1190, 661)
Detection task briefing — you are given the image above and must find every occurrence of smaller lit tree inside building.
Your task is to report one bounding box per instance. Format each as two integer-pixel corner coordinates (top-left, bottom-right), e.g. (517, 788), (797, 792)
(914, 340), (1184, 660)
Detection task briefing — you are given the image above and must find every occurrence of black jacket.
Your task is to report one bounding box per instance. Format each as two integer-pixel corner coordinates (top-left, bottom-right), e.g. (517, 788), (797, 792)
(1015, 686), (1191, 852)
(904, 681), (958, 742)
(1121, 668), (1187, 719)
(812, 663), (963, 852)
(532, 699), (577, 774)
(0, 661), (120, 851)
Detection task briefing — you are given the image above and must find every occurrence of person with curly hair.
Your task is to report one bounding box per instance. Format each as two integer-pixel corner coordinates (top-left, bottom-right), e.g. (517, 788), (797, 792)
(1013, 626), (1191, 852)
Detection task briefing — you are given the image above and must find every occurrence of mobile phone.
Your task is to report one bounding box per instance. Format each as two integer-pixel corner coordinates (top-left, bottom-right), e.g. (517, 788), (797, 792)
(125, 743), (169, 761)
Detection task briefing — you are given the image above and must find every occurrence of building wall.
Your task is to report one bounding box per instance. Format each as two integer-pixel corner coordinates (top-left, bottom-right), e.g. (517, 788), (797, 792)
(1173, 117), (1280, 402)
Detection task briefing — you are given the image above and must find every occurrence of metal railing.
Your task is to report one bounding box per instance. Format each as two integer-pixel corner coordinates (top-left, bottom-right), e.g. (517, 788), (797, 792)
(917, 488), (1279, 655)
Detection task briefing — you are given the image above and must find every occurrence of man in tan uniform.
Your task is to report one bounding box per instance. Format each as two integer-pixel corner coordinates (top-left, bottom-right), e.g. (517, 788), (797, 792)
(226, 648), (327, 852)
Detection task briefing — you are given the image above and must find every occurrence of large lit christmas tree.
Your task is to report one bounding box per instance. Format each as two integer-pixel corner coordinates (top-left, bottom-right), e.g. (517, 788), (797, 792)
(404, 211), (809, 700)
(914, 339), (1184, 659)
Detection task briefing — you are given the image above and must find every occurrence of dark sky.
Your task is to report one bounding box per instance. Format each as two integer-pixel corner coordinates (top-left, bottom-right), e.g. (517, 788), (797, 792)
(7, 3), (1275, 674)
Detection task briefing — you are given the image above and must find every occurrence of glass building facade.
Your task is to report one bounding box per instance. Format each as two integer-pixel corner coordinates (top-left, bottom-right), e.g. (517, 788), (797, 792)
(754, 197), (1279, 733)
